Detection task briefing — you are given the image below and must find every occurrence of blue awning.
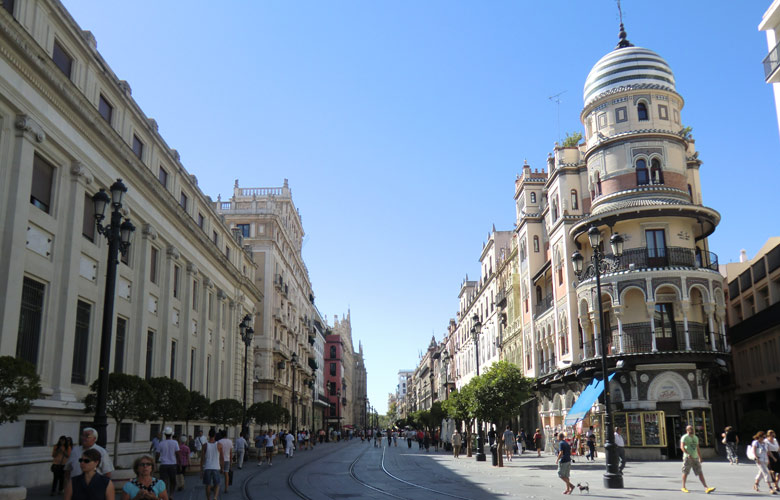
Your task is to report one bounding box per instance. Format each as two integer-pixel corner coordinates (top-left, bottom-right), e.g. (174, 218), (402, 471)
(564, 374), (615, 426)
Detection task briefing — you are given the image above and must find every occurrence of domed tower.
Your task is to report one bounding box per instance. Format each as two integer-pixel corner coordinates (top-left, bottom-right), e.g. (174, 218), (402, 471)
(564, 26), (727, 459)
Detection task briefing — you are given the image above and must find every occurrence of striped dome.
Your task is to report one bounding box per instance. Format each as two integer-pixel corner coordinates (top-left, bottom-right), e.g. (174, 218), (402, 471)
(583, 46), (675, 105)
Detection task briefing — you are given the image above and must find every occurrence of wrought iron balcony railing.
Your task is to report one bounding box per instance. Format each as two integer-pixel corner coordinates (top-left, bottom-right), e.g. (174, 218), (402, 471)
(600, 247), (718, 272)
(534, 294), (554, 317)
(765, 39), (780, 82)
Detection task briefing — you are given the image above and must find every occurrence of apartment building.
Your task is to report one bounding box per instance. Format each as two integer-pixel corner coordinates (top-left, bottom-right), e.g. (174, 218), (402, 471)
(760, 0), (780, 138)
(0, 0), (260, 485)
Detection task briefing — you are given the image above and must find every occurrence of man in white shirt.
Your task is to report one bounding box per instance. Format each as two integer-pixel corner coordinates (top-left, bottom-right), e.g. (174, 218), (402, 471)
(158, 427), (180, 500)
(216, 432), (233, 493)
(66, 427), (113, 478)
(285, 430), (295, 458)
(235, 433), (248, 469)
(614, 426), (626, 472)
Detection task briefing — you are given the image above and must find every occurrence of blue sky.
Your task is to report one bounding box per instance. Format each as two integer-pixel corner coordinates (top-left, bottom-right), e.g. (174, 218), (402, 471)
(63, 1), (778, 414)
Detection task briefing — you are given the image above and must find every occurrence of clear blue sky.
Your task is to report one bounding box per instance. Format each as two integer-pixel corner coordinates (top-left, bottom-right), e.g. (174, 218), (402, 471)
(63, 1), (778, 414)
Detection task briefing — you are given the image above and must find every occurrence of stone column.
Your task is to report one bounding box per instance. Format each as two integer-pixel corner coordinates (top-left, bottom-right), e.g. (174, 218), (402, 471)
(703, 303), (717, 351)
(164, 245), (181, 378)
(681, 300), (691, 351)
(717, 309), (729, 351)
(0, 116), (45, 357)
(646, 301), (657, 352)
(590, 311), (601, 356)
(579, 315), (589, 359)
(613, 305), (625, 354)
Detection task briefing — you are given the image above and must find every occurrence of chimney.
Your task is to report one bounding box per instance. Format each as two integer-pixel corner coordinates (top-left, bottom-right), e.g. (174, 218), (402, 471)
(739, 249), (748, 263)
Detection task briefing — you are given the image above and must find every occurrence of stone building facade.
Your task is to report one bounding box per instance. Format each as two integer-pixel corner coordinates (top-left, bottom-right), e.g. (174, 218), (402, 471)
(0, 0), (261, 486)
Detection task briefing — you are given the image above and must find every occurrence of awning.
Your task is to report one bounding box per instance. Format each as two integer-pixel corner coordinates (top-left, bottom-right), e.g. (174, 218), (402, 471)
(564, 373), (615, 426)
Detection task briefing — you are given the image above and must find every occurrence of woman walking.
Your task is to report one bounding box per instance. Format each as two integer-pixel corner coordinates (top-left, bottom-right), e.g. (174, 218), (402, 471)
(51, 435), (71, 495)
(534, 429), (543, 457)
(767, 430), (780, 491)
(120, 455), (168, 500)
(722, 426), (739, 465)
(752, 431), (777, 493)
(64, 448), (115, 500)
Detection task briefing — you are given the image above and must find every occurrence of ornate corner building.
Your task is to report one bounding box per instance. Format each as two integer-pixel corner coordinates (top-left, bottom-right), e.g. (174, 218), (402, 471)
(513, 27), (728, 459)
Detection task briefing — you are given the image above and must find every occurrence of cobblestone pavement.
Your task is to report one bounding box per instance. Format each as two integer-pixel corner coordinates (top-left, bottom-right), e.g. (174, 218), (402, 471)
(26, 439), (768, 499)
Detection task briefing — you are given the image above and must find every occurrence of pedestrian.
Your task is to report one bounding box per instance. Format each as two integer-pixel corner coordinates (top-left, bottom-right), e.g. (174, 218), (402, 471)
(285, 430), (295, 458)
(555, 433), (574, 495)
(586, 433), (596, 461)
(614, 426), (626, 472)
(150, 433), (162, 463)
(751, 430), (777, 493)
(297, 430), (305, 452)
(407, 429), (413, 448)
(200, 429), (222, 500)
(680, 425), (715, 494)
(432, 430), (439, 452)
(423, 431), (431, 453)
(518, 428), (527, 454)
(503, 426), (515, 462)
(66, 428), (113, 479)
(193, 430), (205, 459)
(51, 435), (71, 496)
(216, 432), (232, 493)
(64, 448), (115, 500)
(533, 428), (543, 457)
(176, 436), (189, 492)
(235, 432), (247, 469)
(264, 430), (276, 466)
(393, 430), (399, 447)
(722, 425), (739, 465)
(157, 427), (179, 500)
(452, 430), (462, 458)
(767, 430), (780, 490)
(254, 433), (264, 464)
(120, 455), (167, 500)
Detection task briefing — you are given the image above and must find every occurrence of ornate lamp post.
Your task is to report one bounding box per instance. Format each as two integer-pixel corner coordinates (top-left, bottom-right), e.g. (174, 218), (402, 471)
(337, 389), (342, 435)
(572, 226), (624, 489)
(92, 180), (135, 448)
(239, 314), (254, 434)
(291, 352), (298, 434)
(471, 313), (486, 462)
(442, 350), (451, 400)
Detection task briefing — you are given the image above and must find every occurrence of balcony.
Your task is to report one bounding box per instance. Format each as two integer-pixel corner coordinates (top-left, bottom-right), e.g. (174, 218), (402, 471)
(582, 321), (728, 359)
(534, 294), (554, 317)
(765, 39), (780, 82)
(598, 247), (718, 273)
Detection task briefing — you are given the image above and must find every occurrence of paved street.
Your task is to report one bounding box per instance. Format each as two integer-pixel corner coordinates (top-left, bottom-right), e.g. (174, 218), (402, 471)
(25, 439), (773, 499)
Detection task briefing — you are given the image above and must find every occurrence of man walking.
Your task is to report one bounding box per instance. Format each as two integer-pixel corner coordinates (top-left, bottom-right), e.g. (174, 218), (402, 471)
(556, 432), (574, 495)
(216, 432), (233, 493)
(201, 429), (222, 500)
(503, 426), (515, 462)
(614, 426), (626, 472)
(158, 427), (180, 500)
(264, 430), (276, 466)
(235, 432), (248, 469)
(680, 425), (715, 494)
(66, 428), (113, 479)
(285, 430), (295, 458)
(452, 430), (462, 458)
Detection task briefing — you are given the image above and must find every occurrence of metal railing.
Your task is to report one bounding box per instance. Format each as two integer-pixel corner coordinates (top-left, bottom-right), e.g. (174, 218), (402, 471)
(602, 247), (718, 272)
(534, 294), (554, 317)
(765, 39), (780, 81)
(582, 321), (725, 358)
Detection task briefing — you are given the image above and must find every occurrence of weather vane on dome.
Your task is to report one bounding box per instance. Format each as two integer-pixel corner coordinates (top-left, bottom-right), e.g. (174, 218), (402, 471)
(615, 0), (633, 49)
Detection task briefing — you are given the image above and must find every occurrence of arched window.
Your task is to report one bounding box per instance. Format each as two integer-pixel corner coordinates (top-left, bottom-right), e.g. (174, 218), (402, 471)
(636, 158), (649, 185)
(570, 189), (578, 210)
(650, 158), (664, 184)
(533, 236), (540, 252)
(595, 172), (602, 196)
(530, 192), (537, 204)
(552, 197), (559, 221)
(637, 102), (649, 121)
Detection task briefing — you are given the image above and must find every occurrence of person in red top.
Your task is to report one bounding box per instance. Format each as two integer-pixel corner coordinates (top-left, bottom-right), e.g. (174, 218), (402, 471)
(176, 436), (190, 491)
(417, 430), (424, 450)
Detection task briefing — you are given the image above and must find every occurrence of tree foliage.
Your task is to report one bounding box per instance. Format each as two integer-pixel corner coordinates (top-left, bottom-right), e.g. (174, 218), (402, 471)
(208, 398), (243, 429)
(185, 390), (210, 433)
(248, 401), (289, 428)
(83, 373), (153, 463)
(0, 356), (41, 424)
(148, 377), (190, 429)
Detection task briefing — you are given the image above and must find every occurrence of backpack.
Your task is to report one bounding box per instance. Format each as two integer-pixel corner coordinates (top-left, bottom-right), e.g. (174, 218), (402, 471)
(747, 443), (756, 460)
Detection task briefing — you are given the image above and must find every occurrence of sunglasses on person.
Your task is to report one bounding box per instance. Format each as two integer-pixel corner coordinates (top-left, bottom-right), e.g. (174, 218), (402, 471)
(78, 458), (94, 463)
(139, 463), (154, 467)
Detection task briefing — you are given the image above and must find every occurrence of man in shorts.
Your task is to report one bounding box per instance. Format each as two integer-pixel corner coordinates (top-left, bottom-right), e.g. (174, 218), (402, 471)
(201, 429), (222, 500)
(680, 425), (715, 494)
(264, 430), (276, 466)
(556, 432), (574, 495)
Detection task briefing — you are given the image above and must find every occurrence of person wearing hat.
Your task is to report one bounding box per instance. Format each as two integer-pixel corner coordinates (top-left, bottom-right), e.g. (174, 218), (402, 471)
(158, 427), (180, 500)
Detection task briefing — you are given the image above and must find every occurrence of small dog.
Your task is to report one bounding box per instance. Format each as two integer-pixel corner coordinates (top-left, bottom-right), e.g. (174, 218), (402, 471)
(575, 482), (589, 494)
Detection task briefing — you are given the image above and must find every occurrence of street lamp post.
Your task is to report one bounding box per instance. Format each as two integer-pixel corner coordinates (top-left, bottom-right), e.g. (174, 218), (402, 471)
(337, 389), (342, 435)
(572, 227), (624, 489)
(471, 313), (486, 462)
(442, 350), (451, 399)
(291, 352), (298, 434)
(92, 180), (135, 449)
(239, 314), (254, 435)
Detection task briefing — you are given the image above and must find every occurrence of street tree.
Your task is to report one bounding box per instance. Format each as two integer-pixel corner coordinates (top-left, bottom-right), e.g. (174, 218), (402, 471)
(442, 383), (477, 457)
(471, 361), (533, 467)
(208, 398), (243, 432)
(148, 377), (190, 430)
(185, 391), (210, 436)
(248, 401), (276, 428)
(0, 356), (41, 424)
(83, 373), (153, 463)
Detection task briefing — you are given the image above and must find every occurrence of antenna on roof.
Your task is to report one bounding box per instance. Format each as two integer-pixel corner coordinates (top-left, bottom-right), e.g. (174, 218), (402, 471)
(548, 91), (566, 144)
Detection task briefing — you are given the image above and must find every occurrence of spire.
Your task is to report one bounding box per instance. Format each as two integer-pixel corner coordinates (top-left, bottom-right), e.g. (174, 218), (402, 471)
(615, 1), (633, 49)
